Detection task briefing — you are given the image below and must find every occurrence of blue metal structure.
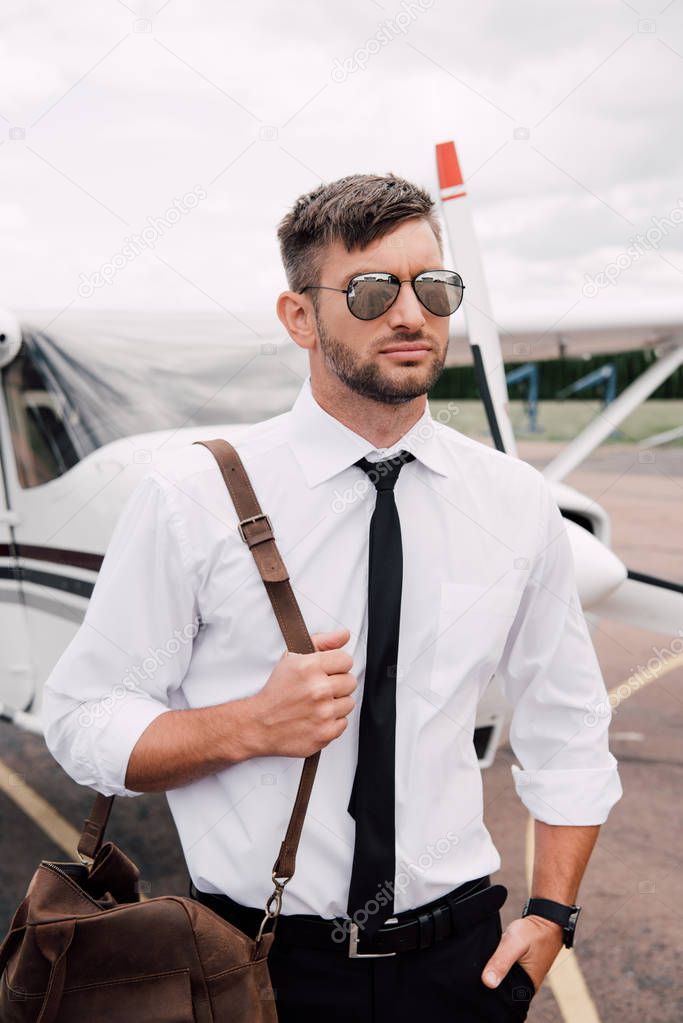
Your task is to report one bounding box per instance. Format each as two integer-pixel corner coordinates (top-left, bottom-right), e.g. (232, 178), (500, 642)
(505, 362), (540, 433)
(555, 364), (617, 406)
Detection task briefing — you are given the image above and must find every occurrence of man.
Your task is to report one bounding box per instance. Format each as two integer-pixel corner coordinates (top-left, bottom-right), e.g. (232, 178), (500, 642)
(42, 172), (623, 1022)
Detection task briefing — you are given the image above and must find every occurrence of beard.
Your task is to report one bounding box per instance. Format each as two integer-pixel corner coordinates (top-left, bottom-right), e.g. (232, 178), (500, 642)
(315, 313), (447, 405)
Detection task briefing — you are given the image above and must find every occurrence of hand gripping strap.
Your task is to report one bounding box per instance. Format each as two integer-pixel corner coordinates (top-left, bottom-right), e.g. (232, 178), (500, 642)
(77, 438), (321, 884)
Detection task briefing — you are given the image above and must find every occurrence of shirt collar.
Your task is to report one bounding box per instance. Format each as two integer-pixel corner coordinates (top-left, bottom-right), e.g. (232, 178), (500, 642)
(285, 374), (450, 488)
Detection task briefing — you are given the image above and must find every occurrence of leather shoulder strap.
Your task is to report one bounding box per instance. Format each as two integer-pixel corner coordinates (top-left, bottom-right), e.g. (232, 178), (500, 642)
(79, 438), (320, 883)
(77, 796), (115, 860)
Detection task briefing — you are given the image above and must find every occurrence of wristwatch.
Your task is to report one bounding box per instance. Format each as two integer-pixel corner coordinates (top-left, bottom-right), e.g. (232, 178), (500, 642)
(522, 897), (581, 948)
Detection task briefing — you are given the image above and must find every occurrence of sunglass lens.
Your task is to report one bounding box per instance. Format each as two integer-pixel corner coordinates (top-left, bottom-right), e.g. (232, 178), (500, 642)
(348, 274), (400, 320)
(414, 271), (464, 316)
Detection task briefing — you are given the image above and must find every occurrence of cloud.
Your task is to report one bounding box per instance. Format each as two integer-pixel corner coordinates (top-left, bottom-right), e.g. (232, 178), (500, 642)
(0, 0), (681, 332)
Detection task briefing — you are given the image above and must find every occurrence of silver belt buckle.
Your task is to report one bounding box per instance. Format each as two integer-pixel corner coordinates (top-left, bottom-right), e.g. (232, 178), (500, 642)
(348, 920), (398, 958)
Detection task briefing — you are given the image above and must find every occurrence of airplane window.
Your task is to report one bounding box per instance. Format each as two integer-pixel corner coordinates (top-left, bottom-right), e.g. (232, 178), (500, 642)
(1, 342), (81, 488)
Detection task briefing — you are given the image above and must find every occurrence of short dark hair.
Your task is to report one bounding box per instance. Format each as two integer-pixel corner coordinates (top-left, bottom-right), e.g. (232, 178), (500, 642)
(276, 172), (443, 302)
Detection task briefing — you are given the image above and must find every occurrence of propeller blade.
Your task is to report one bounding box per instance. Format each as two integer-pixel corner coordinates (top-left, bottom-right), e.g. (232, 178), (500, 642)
(435, 140), (517, 456)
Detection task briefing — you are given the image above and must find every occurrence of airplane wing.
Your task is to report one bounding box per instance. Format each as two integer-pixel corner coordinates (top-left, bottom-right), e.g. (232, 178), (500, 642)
(444, 321), (682, 366)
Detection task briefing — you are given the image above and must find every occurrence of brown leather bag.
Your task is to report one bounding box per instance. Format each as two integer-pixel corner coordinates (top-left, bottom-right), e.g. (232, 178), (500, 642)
(0, 438), (322, 1022)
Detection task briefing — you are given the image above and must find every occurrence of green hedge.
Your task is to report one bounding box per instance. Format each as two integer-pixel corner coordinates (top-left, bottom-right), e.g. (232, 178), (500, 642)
(428, 349), (683, 400)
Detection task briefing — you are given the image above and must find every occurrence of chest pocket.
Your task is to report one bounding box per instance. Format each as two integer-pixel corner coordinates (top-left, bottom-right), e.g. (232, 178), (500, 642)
(429, 581), (521, 700)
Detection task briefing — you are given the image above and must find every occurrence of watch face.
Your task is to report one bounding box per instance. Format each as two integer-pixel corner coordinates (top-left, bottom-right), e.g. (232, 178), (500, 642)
(565, 907), (581, 947)
(567, 907), (581, 929)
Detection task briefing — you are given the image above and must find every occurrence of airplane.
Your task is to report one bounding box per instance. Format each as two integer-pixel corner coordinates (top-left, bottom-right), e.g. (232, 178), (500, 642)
(1, 142), (681, 769)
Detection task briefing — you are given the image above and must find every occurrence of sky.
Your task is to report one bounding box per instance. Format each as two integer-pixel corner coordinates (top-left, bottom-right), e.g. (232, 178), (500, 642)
(1, 0), (683, 343)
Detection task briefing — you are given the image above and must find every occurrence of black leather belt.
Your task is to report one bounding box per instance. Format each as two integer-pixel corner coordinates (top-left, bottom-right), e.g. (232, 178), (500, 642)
(189, 876), (508, 958)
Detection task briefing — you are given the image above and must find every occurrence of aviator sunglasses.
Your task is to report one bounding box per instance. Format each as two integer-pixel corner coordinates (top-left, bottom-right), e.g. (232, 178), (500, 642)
(300, 269), (466, 321)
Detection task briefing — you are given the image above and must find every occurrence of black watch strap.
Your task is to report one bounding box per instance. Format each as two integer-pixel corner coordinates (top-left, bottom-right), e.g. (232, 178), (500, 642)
(522, 897), (581, 948)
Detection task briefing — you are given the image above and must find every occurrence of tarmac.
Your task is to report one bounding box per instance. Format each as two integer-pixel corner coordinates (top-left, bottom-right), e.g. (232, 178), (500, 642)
(1, 441), (681, 1022)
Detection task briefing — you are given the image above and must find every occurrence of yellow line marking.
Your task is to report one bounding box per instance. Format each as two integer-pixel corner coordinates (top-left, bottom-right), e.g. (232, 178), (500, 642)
(0, 755), (148, 901)
(524, 816), (602, 1022)
(607, 650), (683, 707)
(0, 758), (82, 855)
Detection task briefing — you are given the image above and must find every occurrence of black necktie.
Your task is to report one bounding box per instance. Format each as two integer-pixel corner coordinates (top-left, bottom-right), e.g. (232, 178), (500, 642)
(346, 449), (416, 939)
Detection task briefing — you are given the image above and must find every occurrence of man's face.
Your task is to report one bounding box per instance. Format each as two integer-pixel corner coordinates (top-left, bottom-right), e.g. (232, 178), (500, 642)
(311, 218), (451, 405)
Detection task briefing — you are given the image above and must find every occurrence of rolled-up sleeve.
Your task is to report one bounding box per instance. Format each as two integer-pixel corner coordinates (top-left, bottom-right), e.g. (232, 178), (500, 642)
(496, 475), (623, 825)
(41, 470), (201, 797)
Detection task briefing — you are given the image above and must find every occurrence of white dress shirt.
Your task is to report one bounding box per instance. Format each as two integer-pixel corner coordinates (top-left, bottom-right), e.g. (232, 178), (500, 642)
(42, 372), (622, 917)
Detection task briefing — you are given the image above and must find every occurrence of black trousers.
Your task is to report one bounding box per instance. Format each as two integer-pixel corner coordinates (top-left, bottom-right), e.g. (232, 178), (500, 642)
(190, 886), (536, 1022)
(267, 911), (534, 1022)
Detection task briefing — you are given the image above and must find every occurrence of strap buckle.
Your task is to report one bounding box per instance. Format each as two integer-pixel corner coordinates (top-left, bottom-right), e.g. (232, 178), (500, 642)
(238, 513), (272, 544)
(256, 870), (292, 943)
(348, 922), (397, 958)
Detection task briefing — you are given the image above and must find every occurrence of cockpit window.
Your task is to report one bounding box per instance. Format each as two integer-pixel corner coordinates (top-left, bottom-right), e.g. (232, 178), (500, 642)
(2, 340), (81, 487)
(1, 318), (307, 488)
